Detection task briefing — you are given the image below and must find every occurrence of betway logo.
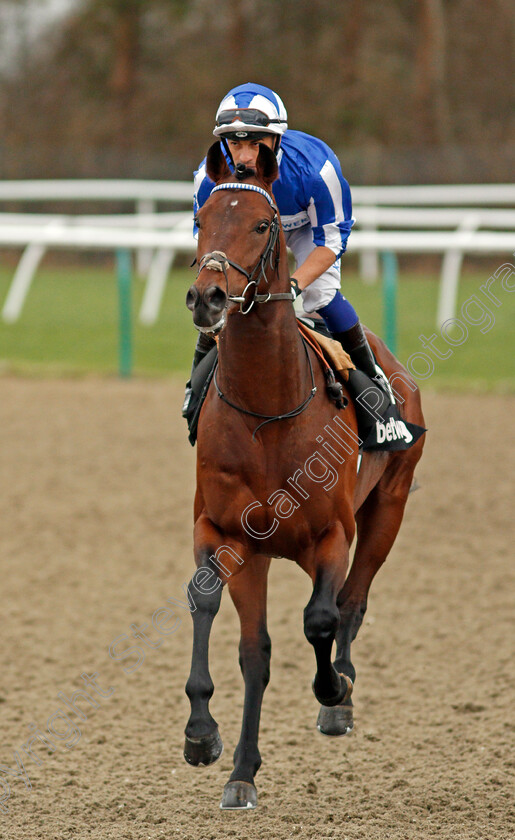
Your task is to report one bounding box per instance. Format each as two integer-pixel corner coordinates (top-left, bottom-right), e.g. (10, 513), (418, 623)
(376, 417), (413, 444)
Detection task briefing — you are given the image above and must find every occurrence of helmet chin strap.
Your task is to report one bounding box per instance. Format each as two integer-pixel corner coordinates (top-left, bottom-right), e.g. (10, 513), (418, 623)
(220, 137), (233, 166)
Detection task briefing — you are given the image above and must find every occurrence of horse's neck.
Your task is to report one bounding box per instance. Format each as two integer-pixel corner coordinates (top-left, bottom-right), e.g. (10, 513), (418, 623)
(217, 277), (307, 415)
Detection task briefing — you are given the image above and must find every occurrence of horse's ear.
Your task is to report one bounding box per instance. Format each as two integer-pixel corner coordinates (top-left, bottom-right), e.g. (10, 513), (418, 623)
(256, 143), (279, 186)
(206, 142), (231, 184)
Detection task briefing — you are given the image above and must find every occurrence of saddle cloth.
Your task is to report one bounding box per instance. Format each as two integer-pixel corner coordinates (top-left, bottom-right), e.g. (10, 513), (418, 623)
(296, 315), (426, 452)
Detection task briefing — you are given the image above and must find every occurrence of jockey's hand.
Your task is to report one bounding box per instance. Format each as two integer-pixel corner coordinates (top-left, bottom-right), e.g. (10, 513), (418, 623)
(290, 277), (301, 300)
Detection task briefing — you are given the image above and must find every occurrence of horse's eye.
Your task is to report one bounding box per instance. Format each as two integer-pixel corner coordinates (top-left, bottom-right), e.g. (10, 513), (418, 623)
(256, 220), (270, 234)
(194, 215), (201, 229)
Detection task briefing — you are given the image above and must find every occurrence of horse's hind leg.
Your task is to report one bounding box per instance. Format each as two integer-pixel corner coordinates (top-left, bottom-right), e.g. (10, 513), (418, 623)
(318, 455), (419, 736)
(220, 555), (271, 811)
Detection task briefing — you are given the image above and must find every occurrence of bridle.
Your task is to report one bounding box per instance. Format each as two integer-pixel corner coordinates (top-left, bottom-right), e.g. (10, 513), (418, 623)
(194, 181), (318, 437)
(196, 182), (294, 316)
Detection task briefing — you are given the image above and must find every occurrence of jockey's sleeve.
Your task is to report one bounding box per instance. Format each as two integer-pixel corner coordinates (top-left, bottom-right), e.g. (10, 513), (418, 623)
(192, 160), (214, 237)
(305, 153), (355, 260)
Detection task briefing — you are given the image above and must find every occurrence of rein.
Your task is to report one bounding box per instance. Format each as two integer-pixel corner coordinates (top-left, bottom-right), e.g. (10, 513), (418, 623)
(213, 336), (317, 439)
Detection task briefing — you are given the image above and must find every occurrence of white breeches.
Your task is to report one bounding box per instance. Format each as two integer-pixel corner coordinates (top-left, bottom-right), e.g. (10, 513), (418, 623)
(285, 224), (341, 314)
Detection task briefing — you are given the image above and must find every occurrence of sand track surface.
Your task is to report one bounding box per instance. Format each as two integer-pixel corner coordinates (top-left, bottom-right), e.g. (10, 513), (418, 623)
(0, 378), (513, 840)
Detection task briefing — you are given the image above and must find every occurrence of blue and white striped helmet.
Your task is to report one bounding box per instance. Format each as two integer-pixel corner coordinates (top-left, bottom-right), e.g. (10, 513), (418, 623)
(213, 83), (288, 139)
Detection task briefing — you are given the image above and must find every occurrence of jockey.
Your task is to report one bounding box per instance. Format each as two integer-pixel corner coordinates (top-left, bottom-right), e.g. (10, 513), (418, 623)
(183, 82), (391, 420)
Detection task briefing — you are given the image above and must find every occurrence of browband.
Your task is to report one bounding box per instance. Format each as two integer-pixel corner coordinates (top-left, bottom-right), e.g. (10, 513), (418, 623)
(210, 182), (277, 211)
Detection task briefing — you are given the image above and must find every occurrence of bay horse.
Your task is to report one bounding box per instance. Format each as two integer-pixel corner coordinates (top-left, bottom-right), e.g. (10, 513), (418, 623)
(183, 142), (425, 810)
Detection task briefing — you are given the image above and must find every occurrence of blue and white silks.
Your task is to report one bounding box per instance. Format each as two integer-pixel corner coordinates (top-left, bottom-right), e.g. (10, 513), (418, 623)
(193, 129), (356, 316)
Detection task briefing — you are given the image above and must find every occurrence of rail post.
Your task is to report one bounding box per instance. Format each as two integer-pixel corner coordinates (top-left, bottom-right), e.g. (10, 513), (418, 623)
(381, 250), (398, 355)
(116, 249), (133, 377)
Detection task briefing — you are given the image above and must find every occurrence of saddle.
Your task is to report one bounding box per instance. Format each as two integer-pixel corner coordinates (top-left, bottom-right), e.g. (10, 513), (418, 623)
(296, 316), (355, 381)
(185, 318), (425, 451)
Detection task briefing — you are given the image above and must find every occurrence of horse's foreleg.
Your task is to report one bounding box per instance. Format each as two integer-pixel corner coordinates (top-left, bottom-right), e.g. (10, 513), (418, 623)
(220, 555), (271, 811)
(303, 524), (352, 708)
(183, 546), (225, 767)
(184, 516), (247, 768)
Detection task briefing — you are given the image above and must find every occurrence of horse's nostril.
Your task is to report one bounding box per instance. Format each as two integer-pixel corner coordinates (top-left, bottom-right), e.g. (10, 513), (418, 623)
(204, 285), (227, 311)
(186, 286), (199, 311)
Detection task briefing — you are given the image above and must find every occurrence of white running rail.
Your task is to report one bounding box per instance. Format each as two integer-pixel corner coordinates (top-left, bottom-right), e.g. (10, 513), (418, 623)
(1, 181), (514, 326)
(1, 223), (514, 325)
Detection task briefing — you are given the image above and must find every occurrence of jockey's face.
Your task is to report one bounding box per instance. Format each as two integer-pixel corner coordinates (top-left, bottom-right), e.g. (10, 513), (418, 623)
(227, 135), (276, 169)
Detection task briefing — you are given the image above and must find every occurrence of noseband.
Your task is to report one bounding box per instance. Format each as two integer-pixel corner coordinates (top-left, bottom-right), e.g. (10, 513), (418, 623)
(196, 182), (294, 316)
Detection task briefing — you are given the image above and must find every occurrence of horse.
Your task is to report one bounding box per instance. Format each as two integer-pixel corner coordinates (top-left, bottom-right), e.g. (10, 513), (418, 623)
(183, 141), (425, 810)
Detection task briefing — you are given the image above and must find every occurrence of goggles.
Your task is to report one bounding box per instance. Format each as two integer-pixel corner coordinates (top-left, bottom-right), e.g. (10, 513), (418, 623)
(216, 108), (283, 128)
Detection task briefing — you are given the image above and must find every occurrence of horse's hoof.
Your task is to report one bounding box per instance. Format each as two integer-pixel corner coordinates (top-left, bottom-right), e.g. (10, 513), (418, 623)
(317, 703), (354, 736)
(220, 780), (258, 810)
(312, 672), (353, 707)
(183, 729), (223, 767)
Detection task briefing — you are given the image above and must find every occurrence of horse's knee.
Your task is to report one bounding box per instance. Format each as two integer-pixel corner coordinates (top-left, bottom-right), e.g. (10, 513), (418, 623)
(188, 571), (223, 616)
(304, 601), (339, 646)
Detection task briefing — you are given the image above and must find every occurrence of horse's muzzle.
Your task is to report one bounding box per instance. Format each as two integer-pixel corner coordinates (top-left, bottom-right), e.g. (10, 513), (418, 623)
(186, 284), (228, 330)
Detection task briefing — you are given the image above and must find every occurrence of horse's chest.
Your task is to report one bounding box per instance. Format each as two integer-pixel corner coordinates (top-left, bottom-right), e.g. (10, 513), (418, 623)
(200, 446), (348, 547)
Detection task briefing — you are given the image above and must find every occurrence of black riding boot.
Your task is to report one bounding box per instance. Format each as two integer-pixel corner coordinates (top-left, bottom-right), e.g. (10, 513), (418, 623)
(182, 332), (217, 417)
(331, 321), (392, 435)
(331, 321), (378, 379)
(332, 321), (393, 393)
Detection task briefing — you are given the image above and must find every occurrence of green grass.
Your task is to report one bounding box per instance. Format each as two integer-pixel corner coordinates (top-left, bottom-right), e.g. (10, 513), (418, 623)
(0, 261), (513, 391)
(0, 262), (197, 377)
